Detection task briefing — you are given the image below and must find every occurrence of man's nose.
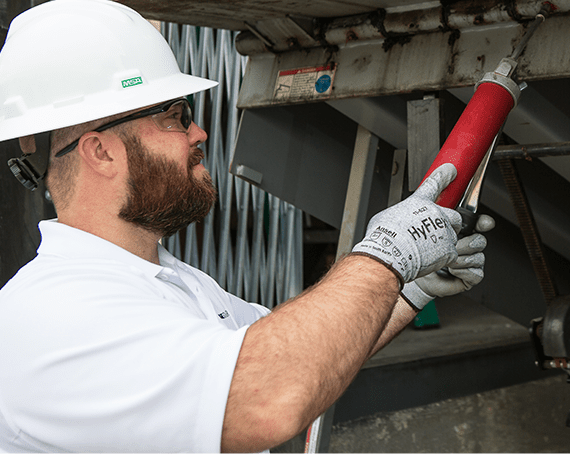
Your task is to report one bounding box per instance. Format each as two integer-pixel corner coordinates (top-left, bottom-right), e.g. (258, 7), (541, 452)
(188, 122), (208, 146)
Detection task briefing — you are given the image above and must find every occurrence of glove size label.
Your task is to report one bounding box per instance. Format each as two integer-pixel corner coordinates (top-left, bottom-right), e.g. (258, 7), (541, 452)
(407, 216), (447, 241)
(412, 206), (428, 216)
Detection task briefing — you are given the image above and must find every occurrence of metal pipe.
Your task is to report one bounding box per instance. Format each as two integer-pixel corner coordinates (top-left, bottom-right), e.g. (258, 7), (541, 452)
(493, 141), (570, 160)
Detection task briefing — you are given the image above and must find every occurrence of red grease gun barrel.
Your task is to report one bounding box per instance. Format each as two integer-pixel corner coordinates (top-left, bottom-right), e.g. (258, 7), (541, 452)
(420, 60), (521, 209)
(420, 6), (550, 209)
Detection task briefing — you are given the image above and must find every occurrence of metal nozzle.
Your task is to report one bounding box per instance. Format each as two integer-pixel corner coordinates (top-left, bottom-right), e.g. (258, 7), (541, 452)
(510, 4), (551, 60)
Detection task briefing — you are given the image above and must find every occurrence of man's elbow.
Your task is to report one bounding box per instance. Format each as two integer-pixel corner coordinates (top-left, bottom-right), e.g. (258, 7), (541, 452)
(221, 397), (313, 452)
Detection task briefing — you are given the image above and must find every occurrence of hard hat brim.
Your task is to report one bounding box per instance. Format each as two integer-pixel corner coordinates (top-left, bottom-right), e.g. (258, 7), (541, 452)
(0, 73), (219, 142)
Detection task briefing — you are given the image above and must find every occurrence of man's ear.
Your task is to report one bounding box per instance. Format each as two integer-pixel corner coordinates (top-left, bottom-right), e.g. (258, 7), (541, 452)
(76, 132), (123, 178)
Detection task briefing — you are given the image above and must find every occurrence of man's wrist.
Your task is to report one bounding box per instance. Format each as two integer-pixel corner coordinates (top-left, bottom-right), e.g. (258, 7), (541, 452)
(349, 251), (404, 291)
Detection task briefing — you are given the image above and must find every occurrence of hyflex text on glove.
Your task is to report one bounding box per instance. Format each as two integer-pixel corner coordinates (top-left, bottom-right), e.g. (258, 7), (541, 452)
(352, 163), (462, 286)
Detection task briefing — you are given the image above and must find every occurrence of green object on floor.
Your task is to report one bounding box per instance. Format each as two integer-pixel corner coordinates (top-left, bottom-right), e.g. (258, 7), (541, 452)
(414, 299), (440, 329)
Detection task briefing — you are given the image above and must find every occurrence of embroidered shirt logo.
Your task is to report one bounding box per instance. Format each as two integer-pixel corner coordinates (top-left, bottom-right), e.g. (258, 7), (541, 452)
(218, 310), (230, 319)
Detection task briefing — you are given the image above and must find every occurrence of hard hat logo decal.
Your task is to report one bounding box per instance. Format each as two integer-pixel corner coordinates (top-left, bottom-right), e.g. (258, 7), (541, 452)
(121, 77), (143, 89)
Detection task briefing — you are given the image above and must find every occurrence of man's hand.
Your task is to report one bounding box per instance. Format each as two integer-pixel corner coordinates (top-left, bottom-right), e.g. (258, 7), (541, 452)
(401, 214), (495, 310)
(352, 163), (462, 286)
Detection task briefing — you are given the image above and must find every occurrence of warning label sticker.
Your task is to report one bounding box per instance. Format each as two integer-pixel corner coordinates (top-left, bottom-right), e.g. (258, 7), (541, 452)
(273, 64), (336, 102)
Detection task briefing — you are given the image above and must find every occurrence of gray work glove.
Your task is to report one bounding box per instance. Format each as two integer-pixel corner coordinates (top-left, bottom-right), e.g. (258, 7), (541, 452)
(352, 163), (462, 287)
(401, 214), (495, 310)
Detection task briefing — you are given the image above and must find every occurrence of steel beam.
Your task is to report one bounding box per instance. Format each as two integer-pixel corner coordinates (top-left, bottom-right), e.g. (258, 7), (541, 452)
(237, 15), (570, 109)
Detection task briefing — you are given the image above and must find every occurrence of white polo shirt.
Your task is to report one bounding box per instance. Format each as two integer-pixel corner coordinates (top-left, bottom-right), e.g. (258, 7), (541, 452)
(0, 220), (270, 453)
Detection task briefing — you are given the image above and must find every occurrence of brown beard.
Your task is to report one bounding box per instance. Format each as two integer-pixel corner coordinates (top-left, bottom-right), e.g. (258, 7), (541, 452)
(118, 134), (217, 238)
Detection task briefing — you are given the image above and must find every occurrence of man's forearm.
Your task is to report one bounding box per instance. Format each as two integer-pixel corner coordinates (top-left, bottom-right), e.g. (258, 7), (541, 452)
(222, 254), (400, 453)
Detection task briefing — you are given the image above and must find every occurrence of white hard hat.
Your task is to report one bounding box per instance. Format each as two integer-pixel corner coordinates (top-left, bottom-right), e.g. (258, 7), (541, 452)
(0, 0), (218, 142)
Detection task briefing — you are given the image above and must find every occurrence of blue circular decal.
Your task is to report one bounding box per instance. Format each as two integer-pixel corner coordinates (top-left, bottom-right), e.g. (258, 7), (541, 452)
(315, 74), (332, 93)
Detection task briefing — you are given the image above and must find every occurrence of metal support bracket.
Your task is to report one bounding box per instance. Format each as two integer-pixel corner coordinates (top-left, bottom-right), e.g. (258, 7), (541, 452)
(407, 94), (443, 191)
(336, 125), (380, 257)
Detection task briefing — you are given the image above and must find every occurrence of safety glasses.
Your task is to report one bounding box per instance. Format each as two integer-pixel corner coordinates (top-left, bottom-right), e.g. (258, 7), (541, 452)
(55, 98), (192, 158)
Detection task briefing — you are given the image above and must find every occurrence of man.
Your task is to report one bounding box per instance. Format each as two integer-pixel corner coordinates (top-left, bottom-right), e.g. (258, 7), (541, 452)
(0, 0), (493, 452)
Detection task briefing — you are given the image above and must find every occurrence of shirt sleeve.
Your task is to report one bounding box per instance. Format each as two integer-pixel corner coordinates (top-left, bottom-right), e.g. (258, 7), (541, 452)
(0, 260), (250, 453)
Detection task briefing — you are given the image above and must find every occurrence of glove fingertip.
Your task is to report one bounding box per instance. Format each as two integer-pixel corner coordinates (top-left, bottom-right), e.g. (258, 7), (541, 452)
(476, 214), (496, 233)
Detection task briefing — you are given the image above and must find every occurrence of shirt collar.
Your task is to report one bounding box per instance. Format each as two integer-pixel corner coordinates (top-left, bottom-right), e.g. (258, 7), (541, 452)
(37, 219), (173, 279)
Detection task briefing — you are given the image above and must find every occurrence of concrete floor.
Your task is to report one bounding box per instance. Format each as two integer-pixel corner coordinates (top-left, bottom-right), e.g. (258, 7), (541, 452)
(329, 373), (570, 453)
(276, 374), (570, 453)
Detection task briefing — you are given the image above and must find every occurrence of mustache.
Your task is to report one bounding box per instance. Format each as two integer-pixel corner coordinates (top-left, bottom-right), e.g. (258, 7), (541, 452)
(188, 148), (205, 167)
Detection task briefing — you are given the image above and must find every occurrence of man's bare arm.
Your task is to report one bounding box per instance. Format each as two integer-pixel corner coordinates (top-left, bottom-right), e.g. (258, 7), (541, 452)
(221, 254), (400, 453)
(222, 164), (465, 452)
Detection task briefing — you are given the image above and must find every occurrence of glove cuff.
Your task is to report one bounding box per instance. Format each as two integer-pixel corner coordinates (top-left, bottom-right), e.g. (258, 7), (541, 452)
(349, 251), (404, 290)
(401, 281), (433, 311)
